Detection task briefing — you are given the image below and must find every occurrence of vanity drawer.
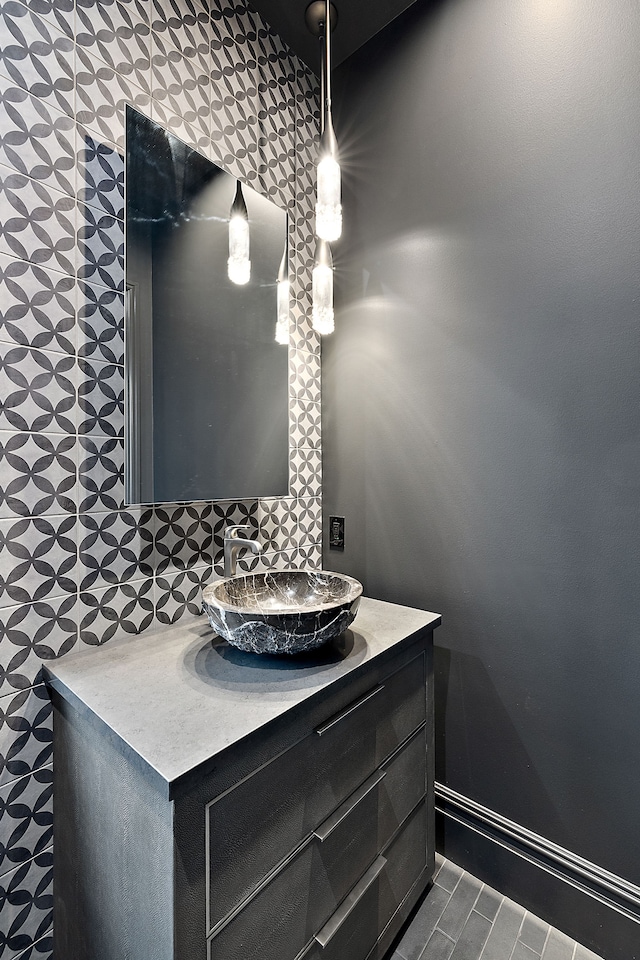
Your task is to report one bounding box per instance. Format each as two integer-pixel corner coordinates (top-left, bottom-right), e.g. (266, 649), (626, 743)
(208, 803), (426, 960)
(300, 800), (427, 960)
(207, 653), (426, 930)
(206, 733), (427, 960)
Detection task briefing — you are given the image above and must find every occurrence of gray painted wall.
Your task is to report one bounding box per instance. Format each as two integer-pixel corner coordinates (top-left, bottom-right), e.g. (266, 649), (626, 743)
(323, 0), (640, 951)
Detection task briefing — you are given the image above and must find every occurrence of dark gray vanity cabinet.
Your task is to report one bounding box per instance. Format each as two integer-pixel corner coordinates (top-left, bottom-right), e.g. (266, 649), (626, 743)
(46, 598), (440, 960)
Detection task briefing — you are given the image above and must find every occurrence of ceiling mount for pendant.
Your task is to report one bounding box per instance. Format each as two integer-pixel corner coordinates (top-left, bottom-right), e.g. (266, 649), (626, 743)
(304, 1), (338, 37)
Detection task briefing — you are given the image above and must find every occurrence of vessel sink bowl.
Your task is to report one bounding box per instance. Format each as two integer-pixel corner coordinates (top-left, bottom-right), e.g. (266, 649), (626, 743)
(202, 570), (363, 655)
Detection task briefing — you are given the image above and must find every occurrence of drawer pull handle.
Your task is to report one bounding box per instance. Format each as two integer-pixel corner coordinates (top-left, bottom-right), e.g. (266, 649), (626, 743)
(315, 855), (387, 949)
(314, 769), (386, 843)
(315, 684), (385, 737)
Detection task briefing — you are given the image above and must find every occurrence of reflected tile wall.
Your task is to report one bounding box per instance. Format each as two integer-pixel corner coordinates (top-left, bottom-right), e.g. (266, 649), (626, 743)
(0, 0), (321, 954)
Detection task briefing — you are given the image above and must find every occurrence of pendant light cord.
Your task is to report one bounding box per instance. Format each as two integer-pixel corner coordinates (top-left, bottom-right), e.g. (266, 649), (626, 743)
(320, 36), (325, 135)
(319, 24), (325, 135)
(324, 0), (332, 120)
(318, 0), (332, 136)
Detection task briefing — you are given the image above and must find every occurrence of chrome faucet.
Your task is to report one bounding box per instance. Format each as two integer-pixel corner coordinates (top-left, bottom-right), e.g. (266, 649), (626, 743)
(223, 525), (262, 577)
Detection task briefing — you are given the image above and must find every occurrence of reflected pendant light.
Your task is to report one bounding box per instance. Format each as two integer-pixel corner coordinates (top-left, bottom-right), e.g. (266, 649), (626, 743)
(228, 180), (251, 285)
(312, 238), (334, 335)
(275, 228), (289, 344)
(306, 0), (342, 242)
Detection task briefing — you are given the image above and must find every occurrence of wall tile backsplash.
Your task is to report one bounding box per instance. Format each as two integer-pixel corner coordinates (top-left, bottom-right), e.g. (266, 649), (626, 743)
(0, 0), (321, 954)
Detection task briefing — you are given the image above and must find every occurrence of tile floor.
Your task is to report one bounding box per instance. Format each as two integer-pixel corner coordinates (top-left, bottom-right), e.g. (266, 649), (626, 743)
(391, 856), (605, 960)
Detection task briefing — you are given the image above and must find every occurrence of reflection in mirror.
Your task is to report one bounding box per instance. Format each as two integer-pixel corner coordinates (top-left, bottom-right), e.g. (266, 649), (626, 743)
(125, 106), (290, 505)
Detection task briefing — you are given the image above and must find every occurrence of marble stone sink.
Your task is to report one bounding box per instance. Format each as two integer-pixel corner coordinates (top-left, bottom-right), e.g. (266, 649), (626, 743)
(202, 570), (363, 655)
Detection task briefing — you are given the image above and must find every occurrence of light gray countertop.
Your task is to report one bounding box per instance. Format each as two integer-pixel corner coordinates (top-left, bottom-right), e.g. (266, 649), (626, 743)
(45, 596), (440, 795)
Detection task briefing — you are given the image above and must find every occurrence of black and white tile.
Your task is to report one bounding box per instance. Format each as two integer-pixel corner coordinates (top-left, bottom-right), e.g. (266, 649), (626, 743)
(78, 436), (125, 513)
(0, 432), (76, 518)
(210, 6), (258, 109)
(258, 497), (298, 553)
(76, 202), (124, 292)
(0, 765), (52, 876)
(154, 504), (214, 575)
(76, 0), (152, 93)
(0, 598), (77, 693)
(0, 849), (52, 958)
(209, 94), (261, 183)
(77, 356), (124, 438)
(76, 132), (125, 221)
(75, 47), (150, 150)
(12, 933), (53, 960)
(295, 497), (322, 547)
(76, 0), (149, 36)
(151, 34), (210, 146)
(0, 175), (75, 276)
(231, 549), (262, 575)
(18, 0), (74, 40)
(78, 509), (154, 591)
(290, 447), (322, 499)
(0, 347), (76, 435)
(211, 500), (259, 554)
(290, 349), (320, 403)
(77, 280), (124, 365)
(259, 543), (321, 572)
(151, 93), (209, 156)
(0, 255), (75, 355)
(299, 542), (322, 569)
(79, 577), (154, 645)
(150, 0), (210, 61)
(289, 300), (320, 354)
(0, 685), (52, 786)
(290, 398), (321, 448)
(0, 516), (77, 606)
(0, 2), (322, 953)
(0, 2), (74, 117)
(0, 86), (75, 199)
(155, 565), (210, 623)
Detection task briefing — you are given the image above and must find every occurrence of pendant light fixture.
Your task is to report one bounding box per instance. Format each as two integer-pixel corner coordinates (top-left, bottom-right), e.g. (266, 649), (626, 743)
(306, 0), (341, 242)
(227, 179), (251, 285)
(311, 238), (334, 335)
(307, 1), (339, 335)
(275, 227), (289, 344)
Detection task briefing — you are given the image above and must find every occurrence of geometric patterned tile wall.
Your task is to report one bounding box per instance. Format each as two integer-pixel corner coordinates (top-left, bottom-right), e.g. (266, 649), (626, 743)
(0, 1), (320, 954)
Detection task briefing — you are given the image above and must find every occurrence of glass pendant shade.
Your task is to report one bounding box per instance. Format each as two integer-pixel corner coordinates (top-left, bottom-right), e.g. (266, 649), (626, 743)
(228, 181), (250, 285)
(275, 279), (290, 344)
(312, 239), (334, 335)
(316, 120), (341, 241)
(275, 240), (289, 344)
(307, 0), (338, 333)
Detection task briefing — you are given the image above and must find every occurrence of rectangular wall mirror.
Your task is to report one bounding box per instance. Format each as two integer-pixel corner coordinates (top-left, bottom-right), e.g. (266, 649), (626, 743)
(125, 106), (290, 505)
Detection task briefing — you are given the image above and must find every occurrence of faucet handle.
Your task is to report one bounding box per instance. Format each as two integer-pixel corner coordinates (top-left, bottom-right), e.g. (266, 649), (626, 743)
(224, 524), (252, 540)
